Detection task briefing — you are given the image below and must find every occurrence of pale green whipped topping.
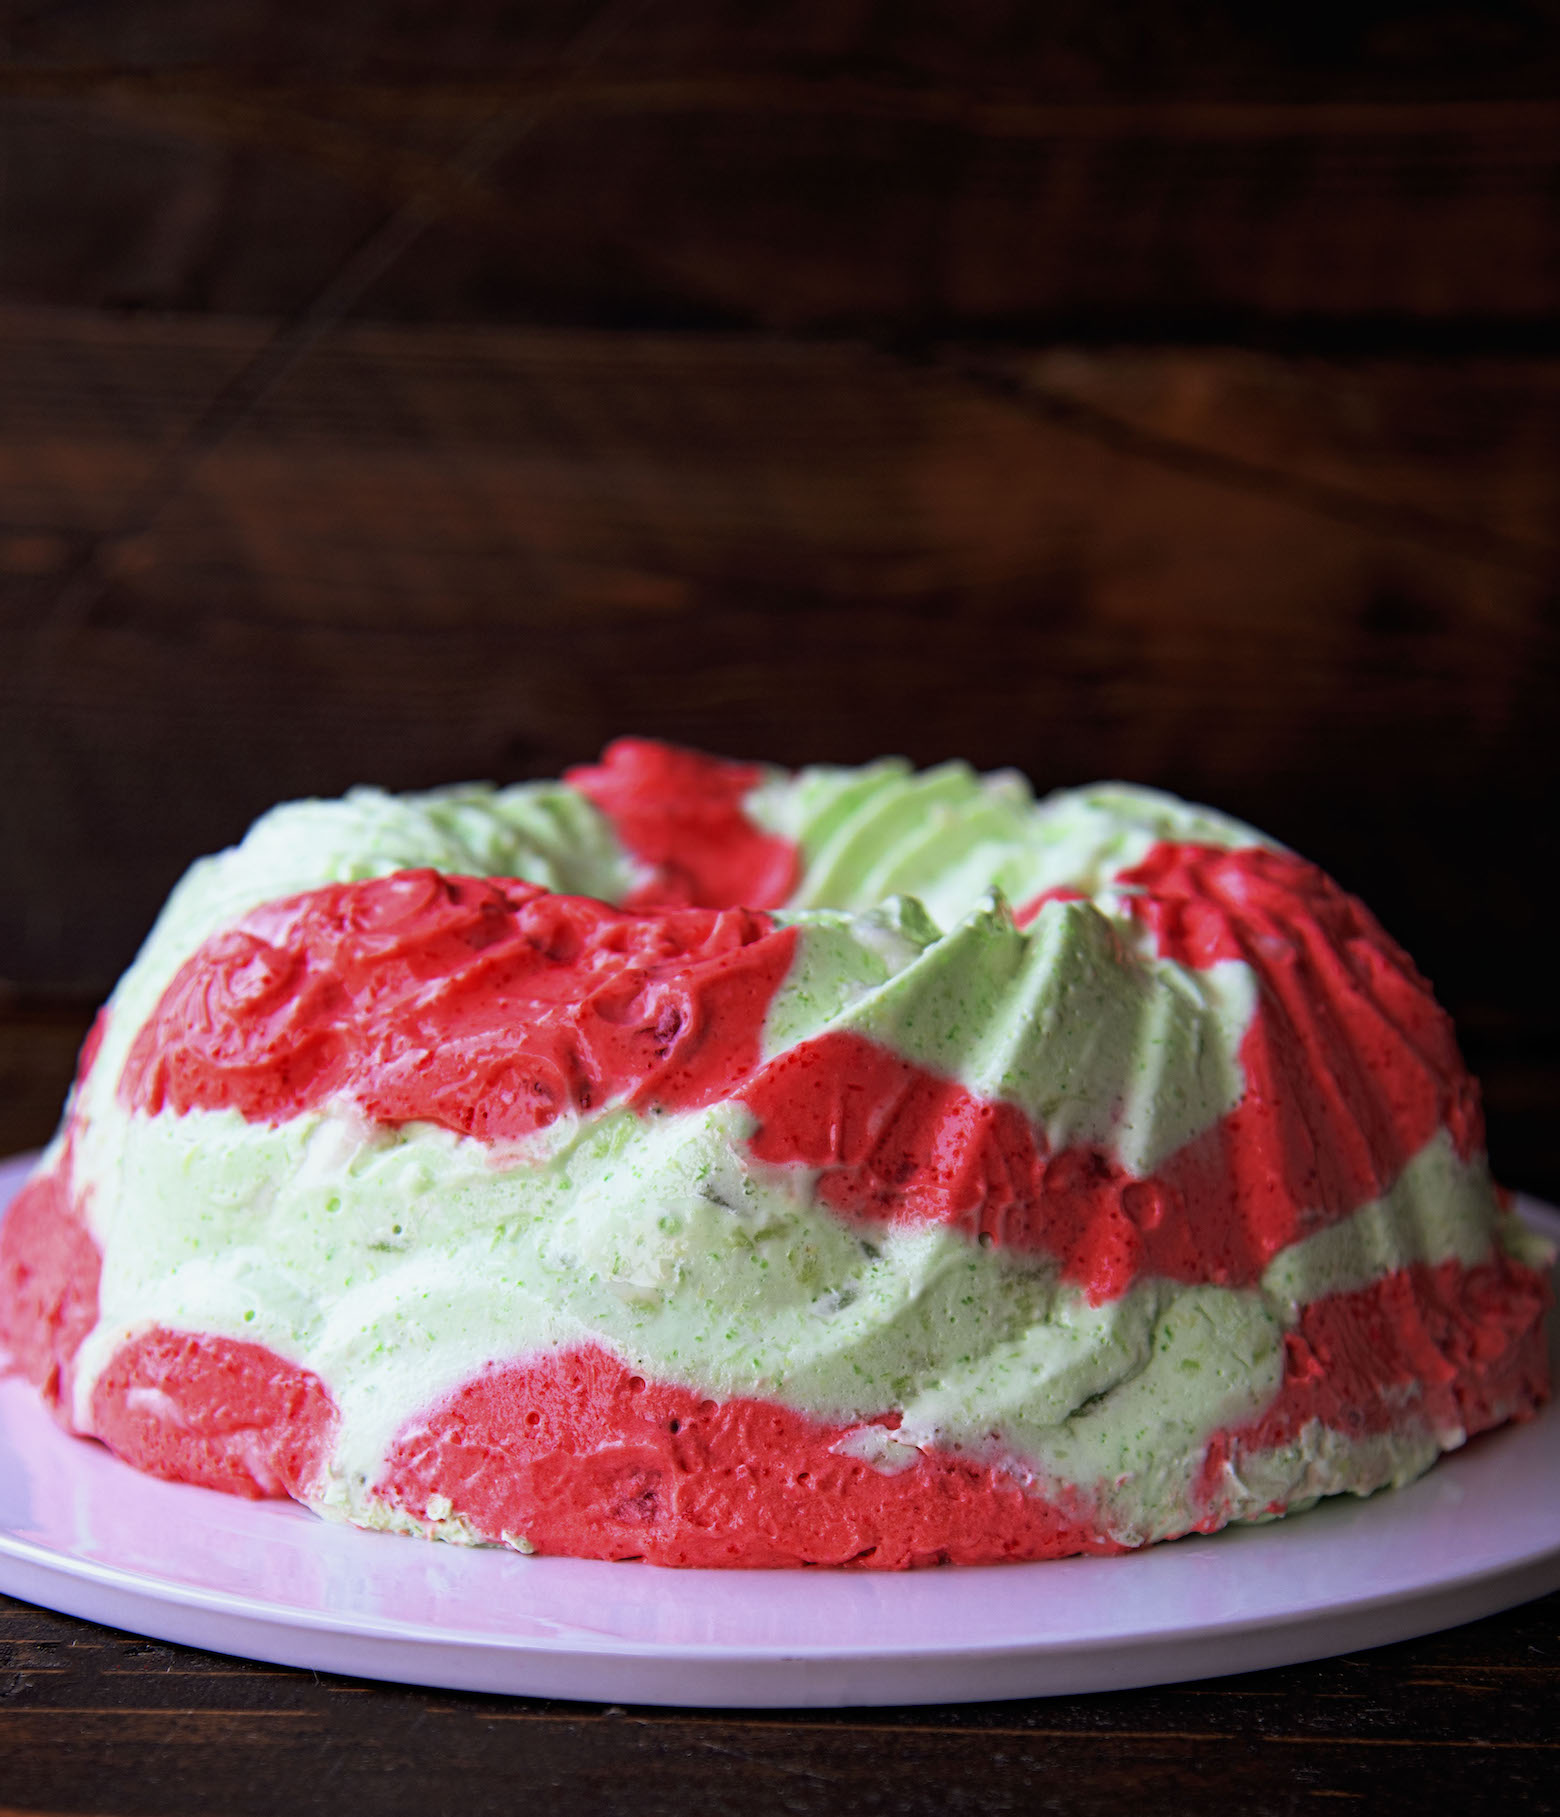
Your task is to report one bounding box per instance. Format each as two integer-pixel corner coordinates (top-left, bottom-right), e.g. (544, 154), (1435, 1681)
(1260, 1132), (1499, 1319)
(778, 892), (1256, 1177)
(747, 758), (1272, 930)
(162, 781), (633, 950)
(68, 1088), (1504, 1546)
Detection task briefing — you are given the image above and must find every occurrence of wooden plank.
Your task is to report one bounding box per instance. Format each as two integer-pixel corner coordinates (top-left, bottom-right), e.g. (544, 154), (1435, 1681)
(1, 313), (1557, 1204)
(0, 1589), (1556, 1817)
(9, 3), (1560, 104)
(0, 996), (95, 1160)
(0, 315), (1555, 923)
(3, 78), (1560, 329)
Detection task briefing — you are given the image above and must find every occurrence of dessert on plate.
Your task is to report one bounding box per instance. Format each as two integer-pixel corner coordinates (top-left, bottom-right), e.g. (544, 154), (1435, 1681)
(0, 740), (1551, 1567)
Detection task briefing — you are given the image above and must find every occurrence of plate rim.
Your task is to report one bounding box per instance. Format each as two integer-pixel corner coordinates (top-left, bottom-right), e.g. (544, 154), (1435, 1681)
(3, 1479), (1558, 1667)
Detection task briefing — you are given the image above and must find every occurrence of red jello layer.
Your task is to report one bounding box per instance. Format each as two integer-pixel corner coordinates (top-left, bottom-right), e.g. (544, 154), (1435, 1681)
(566, 737), (800, 912)
(109, 839), (1491, 1304)
(376, 1345), (1121, 1569)
(744, 1028), (1150, 1298)
(741, 1018), (1483, 1302)
(1196, 1249), (1552, 1526)
(1123, 843), (1483, 1224)
(91, 1328), (338, 1501)
(0, 1147), (100, 1417)
(121, 873), (797, 1143)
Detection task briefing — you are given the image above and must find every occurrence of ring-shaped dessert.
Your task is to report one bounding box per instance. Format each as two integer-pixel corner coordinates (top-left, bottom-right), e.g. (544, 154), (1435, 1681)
(1, 741), (1550, 1567)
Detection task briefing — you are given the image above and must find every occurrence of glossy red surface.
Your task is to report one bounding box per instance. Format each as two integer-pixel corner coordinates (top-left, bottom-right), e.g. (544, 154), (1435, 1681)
(566, 738), (800, 912)
(377, 1343), (1122, 1568)
(120, 871), (797, 1141)
(1197, 1250), (1553, 1521)
(0, 1147), (99, 1418)
(91, 1328), (338, 1501)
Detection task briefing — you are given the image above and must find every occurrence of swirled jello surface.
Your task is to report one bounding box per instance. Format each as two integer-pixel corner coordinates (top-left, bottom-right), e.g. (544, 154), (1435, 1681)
(1, 740), (1550, 1567)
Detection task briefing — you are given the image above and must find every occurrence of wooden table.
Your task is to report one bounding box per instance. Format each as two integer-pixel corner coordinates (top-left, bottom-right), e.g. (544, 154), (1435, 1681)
(0, 1585), (1556, 1816)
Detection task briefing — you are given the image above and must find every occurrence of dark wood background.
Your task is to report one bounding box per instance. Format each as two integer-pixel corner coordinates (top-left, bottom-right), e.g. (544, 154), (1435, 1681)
(4, 5), (1560, 1195)
(1, 5), (1558, 1811)
(0, 1585), (1556, 1816)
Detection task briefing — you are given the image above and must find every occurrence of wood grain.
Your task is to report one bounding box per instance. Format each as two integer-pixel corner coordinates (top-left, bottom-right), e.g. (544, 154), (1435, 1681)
(2, 311), (1557, 1196)
(0, 1587), (1555, 1816)
(4, 79), (1560, 334)
(5, 0), (1560, 335)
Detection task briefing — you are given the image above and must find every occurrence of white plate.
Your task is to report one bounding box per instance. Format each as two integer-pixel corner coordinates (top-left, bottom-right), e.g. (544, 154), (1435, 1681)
(0, 1150), (1556, 1707)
